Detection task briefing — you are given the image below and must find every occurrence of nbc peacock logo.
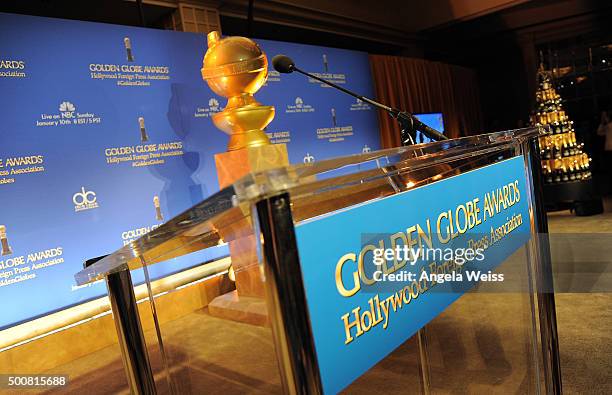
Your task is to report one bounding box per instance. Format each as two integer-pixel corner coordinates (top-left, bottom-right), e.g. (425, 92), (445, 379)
(59, 101), (76, 118)
(208, 98), (220, 112)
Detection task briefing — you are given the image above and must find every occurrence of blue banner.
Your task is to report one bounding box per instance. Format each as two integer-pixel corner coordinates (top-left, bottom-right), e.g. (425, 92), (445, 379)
(294, 156), (532, 393)
(0, 13), (381, 329)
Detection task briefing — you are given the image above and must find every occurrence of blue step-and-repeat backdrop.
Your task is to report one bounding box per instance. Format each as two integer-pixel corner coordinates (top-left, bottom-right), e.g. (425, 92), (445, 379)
(0, 13), (381, 329)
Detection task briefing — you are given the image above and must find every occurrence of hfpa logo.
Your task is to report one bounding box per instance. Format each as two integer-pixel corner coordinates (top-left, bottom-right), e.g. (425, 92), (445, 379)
(303, 153), (315, 163)
(73, 187), (99, 212)
(59, 101), (76, 119)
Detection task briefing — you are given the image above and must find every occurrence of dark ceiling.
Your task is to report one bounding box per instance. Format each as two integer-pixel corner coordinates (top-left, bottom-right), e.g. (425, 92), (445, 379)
(2, 0), (611, 59)
(0, 0), (173, 28)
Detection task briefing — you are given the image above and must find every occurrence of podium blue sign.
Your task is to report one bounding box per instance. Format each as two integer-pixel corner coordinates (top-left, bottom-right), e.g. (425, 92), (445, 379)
(294, 156), (532, 393)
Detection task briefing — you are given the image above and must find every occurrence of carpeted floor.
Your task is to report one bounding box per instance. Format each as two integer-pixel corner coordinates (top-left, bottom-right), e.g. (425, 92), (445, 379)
(30, 201), (611, 394)
(546, 198), (612, 395)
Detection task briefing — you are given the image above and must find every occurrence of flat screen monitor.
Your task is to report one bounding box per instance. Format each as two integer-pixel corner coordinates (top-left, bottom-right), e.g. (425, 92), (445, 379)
(413, 113), (445, 144)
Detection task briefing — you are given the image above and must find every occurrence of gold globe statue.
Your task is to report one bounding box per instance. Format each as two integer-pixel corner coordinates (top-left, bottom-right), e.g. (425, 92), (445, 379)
(201, 31), (274, 151)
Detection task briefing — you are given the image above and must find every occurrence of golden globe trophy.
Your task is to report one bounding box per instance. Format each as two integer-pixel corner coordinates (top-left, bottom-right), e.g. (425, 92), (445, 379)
(203, 31), (289, 325)
(201, 31), (274, 151)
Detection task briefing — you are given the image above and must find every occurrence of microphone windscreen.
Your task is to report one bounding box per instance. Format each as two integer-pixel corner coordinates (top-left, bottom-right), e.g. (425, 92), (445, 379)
(272, 55), (295, 73)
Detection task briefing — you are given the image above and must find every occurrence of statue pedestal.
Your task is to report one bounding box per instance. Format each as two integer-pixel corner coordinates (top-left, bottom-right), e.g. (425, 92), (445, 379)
(209, 144), (289, 325)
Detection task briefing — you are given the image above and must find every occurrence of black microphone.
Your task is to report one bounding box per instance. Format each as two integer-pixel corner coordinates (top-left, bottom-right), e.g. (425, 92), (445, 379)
(273, 55), (295, 73)
(271, 54), (448, 143)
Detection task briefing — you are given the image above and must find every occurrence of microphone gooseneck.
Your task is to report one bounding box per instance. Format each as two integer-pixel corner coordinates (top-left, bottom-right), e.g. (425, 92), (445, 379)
(272, 54), (447, 143)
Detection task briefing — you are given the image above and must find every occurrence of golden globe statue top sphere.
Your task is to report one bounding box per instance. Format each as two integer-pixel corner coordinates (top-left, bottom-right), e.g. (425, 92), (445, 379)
(201, 31), (274, 151)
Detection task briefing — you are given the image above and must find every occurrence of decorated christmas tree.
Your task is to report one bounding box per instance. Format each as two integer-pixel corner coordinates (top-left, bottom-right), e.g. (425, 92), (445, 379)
(531, 64), (592, 184)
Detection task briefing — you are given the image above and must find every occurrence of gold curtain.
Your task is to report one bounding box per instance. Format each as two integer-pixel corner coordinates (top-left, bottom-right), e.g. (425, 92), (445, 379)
(369, 55), (484, 148)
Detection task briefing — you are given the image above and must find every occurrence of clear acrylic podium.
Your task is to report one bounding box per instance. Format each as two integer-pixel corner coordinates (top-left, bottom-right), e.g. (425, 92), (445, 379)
(75, 127), (561, 394)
